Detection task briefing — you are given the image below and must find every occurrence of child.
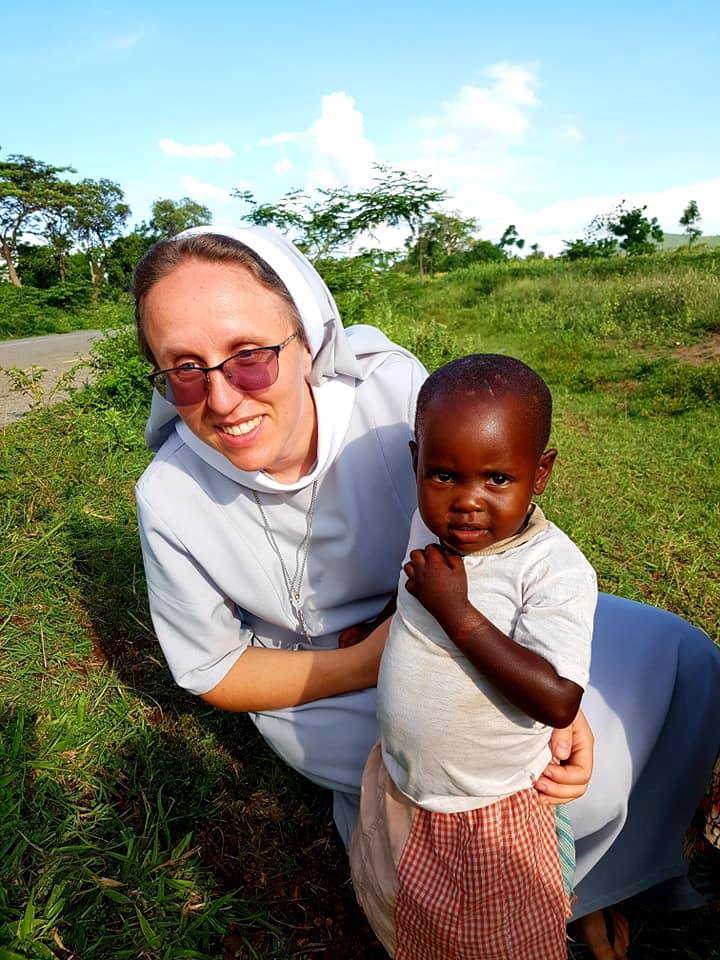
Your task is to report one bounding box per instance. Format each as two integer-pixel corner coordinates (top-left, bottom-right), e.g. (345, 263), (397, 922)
(349, 354), (597, 960)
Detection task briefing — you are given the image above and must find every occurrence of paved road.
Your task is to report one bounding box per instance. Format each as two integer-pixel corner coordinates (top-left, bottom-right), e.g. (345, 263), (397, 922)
(0, 329), (104, 423)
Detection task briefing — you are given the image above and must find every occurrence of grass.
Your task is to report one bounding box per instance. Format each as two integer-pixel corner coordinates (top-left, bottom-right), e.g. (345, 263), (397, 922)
(1, 251), (719, 958)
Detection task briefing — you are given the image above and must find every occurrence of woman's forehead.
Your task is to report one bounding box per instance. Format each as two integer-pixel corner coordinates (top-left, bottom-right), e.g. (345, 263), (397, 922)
(143, 259), (296, 357)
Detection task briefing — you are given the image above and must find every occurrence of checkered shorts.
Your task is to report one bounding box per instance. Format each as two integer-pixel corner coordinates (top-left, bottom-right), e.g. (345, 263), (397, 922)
(350, 742), (571, 959)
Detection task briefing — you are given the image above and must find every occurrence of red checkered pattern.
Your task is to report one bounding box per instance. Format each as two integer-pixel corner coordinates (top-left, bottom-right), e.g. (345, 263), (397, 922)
(394, 787), (569, 960)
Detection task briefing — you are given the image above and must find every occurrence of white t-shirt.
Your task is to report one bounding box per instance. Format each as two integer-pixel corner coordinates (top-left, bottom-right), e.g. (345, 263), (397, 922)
(377, 509), (597, 813)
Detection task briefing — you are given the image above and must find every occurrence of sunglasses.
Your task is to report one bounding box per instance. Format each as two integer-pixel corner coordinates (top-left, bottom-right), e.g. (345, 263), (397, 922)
(148, 333), (297, 407)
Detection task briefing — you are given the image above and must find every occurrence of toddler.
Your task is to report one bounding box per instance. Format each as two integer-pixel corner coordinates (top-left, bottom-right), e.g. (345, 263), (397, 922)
(350, 354), (597, 960)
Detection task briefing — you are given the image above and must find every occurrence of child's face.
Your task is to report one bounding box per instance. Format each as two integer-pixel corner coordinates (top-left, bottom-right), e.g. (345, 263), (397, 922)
(411, 392), (557, 555)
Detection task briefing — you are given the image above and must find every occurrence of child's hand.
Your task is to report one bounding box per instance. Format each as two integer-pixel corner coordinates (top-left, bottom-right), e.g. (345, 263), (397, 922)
(404, 544), (468, 626)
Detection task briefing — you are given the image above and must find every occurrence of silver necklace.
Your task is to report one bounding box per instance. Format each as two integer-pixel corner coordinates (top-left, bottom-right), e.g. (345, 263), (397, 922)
(252, 480), (319, 643)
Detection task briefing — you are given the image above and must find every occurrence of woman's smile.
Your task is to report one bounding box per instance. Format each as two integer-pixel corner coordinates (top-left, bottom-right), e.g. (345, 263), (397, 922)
(217, 413), (265, 440)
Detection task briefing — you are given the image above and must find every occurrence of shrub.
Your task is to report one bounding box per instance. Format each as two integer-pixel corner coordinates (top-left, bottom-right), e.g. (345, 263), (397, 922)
(81, 326), (152, 415)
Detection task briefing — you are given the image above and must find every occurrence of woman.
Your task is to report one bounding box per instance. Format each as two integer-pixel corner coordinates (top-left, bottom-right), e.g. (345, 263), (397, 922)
(133, 226), (719, 959)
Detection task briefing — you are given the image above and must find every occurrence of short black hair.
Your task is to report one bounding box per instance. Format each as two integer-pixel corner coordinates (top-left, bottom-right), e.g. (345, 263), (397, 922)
(415, 354), (553, 454)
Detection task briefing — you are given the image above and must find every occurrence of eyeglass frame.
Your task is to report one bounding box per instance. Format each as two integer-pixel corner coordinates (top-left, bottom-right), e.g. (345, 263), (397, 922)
(147, 332), (298, 404)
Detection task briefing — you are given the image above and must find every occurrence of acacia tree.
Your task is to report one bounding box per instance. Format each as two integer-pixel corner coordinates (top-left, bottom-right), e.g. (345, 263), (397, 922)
(679, 200), (702, 248)
(0, 154), (75, 286)
(234, 164), (447, 260)
(70, 178), (130, 298)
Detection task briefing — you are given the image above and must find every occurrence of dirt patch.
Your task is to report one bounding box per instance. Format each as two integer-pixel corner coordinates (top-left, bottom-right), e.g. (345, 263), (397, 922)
(672, 331), (720, 365)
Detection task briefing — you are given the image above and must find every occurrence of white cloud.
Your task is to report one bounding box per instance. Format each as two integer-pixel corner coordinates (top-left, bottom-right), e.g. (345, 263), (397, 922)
(160, 139), (234, 159)
(259, 132), (299, 146)
(485, 62), (540, 107)
(273, 158), (293, 175)
(558, 124), (584, 143)
(420, 62), (540, 143)
(307, 92), (376, 188)
(181, 175), (230, 201)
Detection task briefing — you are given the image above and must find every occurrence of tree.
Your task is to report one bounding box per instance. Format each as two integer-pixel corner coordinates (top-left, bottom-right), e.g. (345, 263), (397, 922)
(404, 210), (479, 275)
(69, 178), (130, 298)
(527, 243), (546, 260)
(104, 229), (156, 292)
(605, 201), (663, 255)
(497, 224), (526, 256)
(0, 154), (75, 286)
(561, 237), (618, 260)
(41, 178), (82, 282)
(148, 197), (212, 239)
(679, 200), (702, 248)
(234, 164), (447, 261)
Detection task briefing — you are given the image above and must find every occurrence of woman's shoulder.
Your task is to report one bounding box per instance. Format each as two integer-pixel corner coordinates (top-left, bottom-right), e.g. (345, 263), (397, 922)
(347, 330), (427, 429)
(135, 430), (213, 517)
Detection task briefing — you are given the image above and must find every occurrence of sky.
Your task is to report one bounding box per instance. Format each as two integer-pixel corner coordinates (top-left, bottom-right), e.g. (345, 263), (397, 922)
(3, 0), (720, 254)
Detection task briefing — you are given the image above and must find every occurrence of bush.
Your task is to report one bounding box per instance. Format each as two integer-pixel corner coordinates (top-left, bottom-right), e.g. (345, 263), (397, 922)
(80, 326), (152, 415)
(626, 359), (720, 416)
(0, 283), (129, 339)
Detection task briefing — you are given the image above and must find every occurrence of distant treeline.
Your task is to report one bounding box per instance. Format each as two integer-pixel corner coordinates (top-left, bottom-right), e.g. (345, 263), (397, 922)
(0, 152), (711, 303)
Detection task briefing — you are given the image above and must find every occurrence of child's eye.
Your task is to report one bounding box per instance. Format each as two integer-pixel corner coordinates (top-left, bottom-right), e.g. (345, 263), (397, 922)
(431, 471), (454, 483)
(489, 473), (511, 486)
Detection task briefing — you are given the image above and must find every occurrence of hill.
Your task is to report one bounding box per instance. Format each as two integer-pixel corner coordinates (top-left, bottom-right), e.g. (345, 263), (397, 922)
(660, 232), (720, 251)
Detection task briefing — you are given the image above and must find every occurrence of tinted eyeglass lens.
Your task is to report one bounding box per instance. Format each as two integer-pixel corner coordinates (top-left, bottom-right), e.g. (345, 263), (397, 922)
(225, 349), (279, 391)
(166, 369), (207, 406)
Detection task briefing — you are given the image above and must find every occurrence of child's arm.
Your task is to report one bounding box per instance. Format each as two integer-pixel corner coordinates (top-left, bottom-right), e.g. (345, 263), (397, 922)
(404, 544), (583, 728)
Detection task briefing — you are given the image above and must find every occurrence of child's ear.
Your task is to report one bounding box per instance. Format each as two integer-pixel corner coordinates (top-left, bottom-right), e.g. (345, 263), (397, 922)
(533, 448), (557, 495)
(409, 440), (419, 475)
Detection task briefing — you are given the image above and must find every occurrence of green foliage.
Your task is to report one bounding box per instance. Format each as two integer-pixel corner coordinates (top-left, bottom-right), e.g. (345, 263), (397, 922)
(70, 178), (131, 296)
(562, 237), (619, 260)
(624, 358), (720, 416)
(402, 210), (480, 275)
(15, 243), (60, 289)
(147, 198), (212, 239)
(81, 326), (153, 415)
(0, 284), (131, 339)
(0, 154), (76, 286)
(235, 164), (447, 259)
(679, 199), (702, 247)
(497, 223), (525, 255)
(605, 201), (664, 255)
(104, 230), (155, 293)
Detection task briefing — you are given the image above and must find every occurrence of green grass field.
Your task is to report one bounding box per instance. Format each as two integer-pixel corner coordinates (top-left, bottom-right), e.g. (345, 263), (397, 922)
(1, 250), (719, 958)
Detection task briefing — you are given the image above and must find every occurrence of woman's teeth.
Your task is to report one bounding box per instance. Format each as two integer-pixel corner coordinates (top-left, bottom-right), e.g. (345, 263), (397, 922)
(220, 416), (262, 436)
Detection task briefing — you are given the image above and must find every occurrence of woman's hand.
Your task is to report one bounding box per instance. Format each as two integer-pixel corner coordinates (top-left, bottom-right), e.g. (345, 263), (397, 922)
(534, 709), (594, 805)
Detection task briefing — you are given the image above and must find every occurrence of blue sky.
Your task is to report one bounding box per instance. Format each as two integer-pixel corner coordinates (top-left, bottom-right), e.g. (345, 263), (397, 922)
(3, 0), (719, 252)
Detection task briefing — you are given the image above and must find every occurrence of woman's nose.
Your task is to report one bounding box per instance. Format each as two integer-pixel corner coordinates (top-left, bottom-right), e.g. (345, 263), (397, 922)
(205, 369), (245, 412)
